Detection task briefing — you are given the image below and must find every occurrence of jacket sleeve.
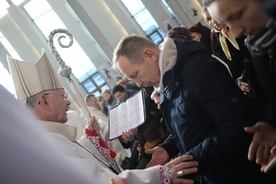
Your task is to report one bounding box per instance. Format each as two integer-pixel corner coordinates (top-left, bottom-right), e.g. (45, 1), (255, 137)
(159, 134), (180, 159)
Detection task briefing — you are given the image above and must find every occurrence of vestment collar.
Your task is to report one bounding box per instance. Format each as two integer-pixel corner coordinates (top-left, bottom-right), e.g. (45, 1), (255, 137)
(40, 120), (77, 141)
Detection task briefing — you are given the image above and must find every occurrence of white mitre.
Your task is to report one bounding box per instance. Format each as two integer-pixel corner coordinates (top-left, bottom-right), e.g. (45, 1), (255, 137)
(7, 51), (63, 103)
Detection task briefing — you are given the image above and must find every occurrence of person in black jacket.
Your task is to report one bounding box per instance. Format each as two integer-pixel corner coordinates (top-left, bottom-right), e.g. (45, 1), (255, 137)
(203, 0), (276, 177)
(202, 7), (252, 80)
(112, 33), (266, 183)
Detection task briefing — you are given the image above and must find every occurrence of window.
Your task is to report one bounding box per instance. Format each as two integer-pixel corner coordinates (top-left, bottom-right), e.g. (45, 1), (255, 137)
(0, 31), (18, 97)
(160, 0), (182, 26)
(11, 0), (25, 5)
(121, 0), (165, 45)
(23, 0), (109, 94)
(0, 31), (20, 59)
(82, 73), (110, 97)
(0, 1), (9, 18)
(0, 62), (16, 97)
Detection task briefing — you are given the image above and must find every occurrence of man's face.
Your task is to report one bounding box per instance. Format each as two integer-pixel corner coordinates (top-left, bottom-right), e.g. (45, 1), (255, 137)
(45, 89), (71, 123)
(117, 55), (160, 88)
(87, 96), (101, 109)
(114, 91), (126, 102)
(207, 0), (269, 38)
(191, 32), (202, 42)
(202, 9), (225, 31)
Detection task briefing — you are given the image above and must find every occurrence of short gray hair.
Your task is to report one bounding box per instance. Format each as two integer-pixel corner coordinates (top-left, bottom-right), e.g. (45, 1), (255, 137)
(112, 34), (158, 69)
(25, 93), (40, 109)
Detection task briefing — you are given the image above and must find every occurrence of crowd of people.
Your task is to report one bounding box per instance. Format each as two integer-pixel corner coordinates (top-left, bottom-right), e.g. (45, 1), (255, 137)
(111, 0), (276, 183)
(2, 0), (276, 183)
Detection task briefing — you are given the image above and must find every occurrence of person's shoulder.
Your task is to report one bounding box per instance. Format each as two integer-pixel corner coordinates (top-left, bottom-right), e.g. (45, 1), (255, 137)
(176, 40), (212, 61)
(126, 89), (137, 97)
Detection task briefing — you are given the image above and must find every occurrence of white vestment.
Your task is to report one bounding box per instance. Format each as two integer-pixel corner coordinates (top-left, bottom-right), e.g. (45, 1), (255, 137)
(0, 85), (92, 184)
(41, 120), (169, 184)
(87, 106), (108, 122)
(66, 110), (87, 140)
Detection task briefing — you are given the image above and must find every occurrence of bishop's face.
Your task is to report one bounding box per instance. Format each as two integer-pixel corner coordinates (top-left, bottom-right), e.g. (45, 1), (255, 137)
(207, 0), (269, 38)
(117, 55), (161, 88)
(45, 89), (71, 123)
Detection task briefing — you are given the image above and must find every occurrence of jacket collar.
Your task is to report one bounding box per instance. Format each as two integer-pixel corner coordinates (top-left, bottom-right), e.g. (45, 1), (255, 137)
(158, 37), (177, 91)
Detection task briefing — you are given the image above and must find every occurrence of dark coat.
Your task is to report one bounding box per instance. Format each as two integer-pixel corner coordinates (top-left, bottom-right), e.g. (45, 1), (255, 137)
(211, 33), (251, 80)
(246, 34), (276, 127)
(159, 40), (265, 183)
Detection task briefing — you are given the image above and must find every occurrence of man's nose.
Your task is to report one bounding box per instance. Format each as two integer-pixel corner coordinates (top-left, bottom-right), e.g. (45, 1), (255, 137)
(133, 79), (143, 88)
(67, 99), (71, 105)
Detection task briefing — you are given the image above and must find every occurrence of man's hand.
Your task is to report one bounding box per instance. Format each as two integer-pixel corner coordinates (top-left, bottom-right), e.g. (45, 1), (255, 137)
(261, 145), (276, 173)
(86, 116), (101, 132)
(165, 155), (198, 184)
(244, 122), (276, 165)
(145, 146), (170, 167)
(121, 128), (137, 142)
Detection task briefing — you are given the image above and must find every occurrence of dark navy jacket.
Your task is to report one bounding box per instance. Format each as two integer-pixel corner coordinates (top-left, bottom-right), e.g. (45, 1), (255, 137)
(159, 40), (265, 183)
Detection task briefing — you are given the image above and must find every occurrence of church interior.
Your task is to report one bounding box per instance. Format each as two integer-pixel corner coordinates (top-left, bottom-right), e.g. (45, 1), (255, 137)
(0, 0), (203, 105)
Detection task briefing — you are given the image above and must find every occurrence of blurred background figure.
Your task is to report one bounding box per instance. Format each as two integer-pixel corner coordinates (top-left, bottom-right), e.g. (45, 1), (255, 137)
(97, 95), (109, 116)
(101, 89), (117, 110)
(85, 94), (108, 122)
(114, 75), (123, 83)
(112, 85), (136, 105)
(188, 25), (203, 42)
(188, 25), (212, 51)
(196, 21), (211, 50)
(117, 78), (140, 92)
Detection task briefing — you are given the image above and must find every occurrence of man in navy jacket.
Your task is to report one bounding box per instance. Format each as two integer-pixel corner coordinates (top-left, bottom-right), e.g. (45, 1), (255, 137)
(112, 33), (266, 183)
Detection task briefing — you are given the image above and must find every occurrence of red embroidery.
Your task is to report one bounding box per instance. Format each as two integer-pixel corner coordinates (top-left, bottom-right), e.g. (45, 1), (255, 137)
(158, 165), (174, 184)
(85, 128), (116, 165)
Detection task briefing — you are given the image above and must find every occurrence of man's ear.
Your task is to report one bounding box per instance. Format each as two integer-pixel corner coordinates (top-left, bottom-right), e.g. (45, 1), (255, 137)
(143, 49), (157, 62)
(38, 94), (50, 110)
